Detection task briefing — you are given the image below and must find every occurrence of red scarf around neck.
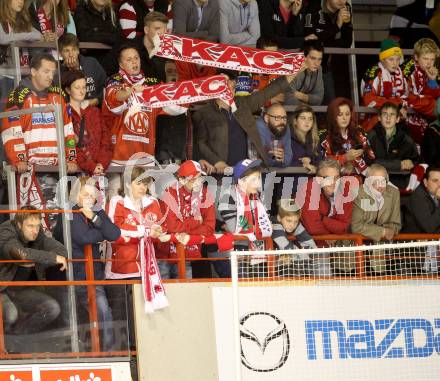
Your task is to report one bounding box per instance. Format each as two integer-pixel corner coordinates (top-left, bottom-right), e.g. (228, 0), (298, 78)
(119, 68), (145, 86)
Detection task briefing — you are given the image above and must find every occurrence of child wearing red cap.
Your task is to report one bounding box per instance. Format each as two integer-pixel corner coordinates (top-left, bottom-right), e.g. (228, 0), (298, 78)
(156, 160), (216, 279)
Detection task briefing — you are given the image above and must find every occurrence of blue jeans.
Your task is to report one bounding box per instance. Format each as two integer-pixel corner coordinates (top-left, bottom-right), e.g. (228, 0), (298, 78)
(158, 261), (192, 279)
(76, 285), (114, 351)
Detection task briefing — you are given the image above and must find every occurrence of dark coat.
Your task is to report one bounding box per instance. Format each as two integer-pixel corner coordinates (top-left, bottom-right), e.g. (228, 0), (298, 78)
(59, 55), (107, 102)
(54, 206), (120, 281)
(257, 0), (305, 49)
(290, 132), (322, 167)
(367, 123), (420, 172)
(302, 0), (353, 48)
(74, 0), (122, 45)
(404, 184), (440, 233)
(421, 121), (440, 167)
(0, 220), (67, 290)
(193, 76), (292, 166)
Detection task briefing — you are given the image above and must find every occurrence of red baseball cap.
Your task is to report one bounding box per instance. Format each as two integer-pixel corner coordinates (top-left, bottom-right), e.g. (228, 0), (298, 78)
(177, 160), (206, 178)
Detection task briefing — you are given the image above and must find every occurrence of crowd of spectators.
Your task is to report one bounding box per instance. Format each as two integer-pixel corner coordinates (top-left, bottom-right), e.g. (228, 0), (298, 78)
(2, 0), (440, 352)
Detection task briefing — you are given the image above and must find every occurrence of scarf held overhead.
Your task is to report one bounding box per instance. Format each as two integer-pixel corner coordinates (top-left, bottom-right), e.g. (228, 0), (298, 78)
(151, 34), (305, 75)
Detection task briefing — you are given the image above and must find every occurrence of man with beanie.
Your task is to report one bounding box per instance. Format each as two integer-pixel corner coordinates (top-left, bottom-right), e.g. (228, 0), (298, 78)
(360, 38), (409, 132)
(156, 160), (216, 279)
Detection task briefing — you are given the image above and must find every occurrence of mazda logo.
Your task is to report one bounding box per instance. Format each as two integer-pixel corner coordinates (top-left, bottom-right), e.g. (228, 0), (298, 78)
(240, 312), (290, 372)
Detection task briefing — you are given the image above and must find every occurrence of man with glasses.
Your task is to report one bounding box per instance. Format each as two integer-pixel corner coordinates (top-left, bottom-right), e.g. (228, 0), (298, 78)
(367, 102), (420, 189)
(156, 160), (216, 279)
(256, 104), (292, 167)
(351, 164), (401, 275)
(194, 69), (299, 173)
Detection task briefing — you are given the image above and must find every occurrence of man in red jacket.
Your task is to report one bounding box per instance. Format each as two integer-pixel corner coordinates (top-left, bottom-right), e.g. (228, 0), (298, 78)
(156, 160), (216, 279)
(299, 158), (357, 275)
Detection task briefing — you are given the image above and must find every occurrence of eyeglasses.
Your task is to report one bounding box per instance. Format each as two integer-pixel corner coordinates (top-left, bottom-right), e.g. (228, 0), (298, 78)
(267, 114), (288, 122)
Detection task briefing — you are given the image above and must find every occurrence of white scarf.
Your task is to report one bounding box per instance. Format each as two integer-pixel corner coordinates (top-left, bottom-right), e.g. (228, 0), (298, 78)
(234, 187), (272, 264)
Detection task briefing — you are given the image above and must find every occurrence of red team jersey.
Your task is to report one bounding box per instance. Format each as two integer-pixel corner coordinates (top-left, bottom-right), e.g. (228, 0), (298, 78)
(1, 85), (77, 166)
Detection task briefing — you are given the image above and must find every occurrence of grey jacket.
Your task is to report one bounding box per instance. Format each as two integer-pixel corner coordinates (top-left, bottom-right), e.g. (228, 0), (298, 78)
(219, 0), (260, 47)
(351, 185), (401, 242)
(173, 0), (219, 41)
(285, 67), (324, 106)
(0, 220), (67, 290)
(193, 76), (292, 166)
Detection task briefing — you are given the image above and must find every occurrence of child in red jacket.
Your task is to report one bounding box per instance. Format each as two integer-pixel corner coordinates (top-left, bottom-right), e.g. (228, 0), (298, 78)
(402, 38), (440, 144)
(156, 160), (216, 279)
(361, 39), (409, 132)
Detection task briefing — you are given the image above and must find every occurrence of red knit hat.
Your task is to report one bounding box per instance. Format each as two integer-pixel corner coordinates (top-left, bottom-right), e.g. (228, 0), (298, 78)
(177, 160), (206, 178)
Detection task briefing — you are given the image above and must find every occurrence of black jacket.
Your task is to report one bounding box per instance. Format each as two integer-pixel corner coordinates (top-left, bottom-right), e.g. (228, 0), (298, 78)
(54, 206), (120, 281)
(0, 220), (67, 290)
(367, 123), (420, 172)
(74, 0), (122, 45)
(302, 0), (353, 48)
(257, 0), (305, 49)
(404, 184), (440, 233)
(422, 121), (440, 167)
(59, 55), (107, 102)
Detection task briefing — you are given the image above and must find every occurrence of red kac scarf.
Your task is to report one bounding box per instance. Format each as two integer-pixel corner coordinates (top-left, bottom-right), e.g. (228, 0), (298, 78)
(151, 33), (305, 75)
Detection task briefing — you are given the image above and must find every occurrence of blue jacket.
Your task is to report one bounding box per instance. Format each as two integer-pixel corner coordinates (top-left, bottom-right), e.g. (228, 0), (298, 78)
(256, 117), (292, 167)
(55, 206), (120, 281)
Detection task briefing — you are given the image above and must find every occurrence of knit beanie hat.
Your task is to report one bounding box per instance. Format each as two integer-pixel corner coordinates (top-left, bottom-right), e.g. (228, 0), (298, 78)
(379, 38), (403, 61)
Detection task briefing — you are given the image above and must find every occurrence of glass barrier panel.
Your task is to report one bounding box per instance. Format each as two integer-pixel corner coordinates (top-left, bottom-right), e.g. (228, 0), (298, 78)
(1, 283), (131, 358)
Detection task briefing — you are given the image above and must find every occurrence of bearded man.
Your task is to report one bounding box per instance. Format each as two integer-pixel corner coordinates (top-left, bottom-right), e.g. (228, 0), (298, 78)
(256, 103), (292, 167)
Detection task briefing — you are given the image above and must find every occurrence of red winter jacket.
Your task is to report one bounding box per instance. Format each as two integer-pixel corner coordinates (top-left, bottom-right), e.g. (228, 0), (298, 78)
(156, 183), (216, 259)
(71, 105), (112, 174)
(107, 195), (165, 277)
(300, 177), (355, 238)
